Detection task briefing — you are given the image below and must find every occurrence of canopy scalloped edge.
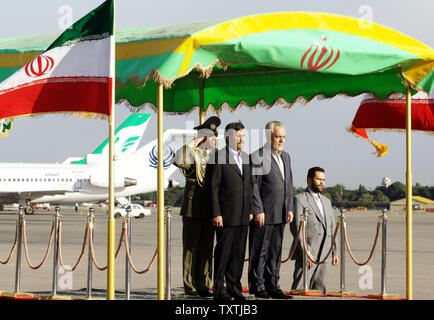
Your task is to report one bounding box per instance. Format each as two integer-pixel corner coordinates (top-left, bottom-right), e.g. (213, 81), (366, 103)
(116, 59), (428, 94)
(117, 89), (410, 116)
(116, 59), (232, 91)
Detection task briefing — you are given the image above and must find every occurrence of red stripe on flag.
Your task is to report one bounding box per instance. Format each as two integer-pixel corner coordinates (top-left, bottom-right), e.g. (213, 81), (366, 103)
(0, 77), (111, 118)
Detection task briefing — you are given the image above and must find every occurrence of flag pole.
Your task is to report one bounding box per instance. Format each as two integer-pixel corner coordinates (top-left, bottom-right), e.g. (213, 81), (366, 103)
(405, 84), (413, 300)
(107, 0), (116, 300)
(157, 83), (165, 299)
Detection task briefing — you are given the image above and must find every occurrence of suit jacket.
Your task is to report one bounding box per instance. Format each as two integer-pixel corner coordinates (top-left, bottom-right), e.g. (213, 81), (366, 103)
(250, 146), (294, 225)
(290, 189), (337, 262)
(210, 147), (252, 227)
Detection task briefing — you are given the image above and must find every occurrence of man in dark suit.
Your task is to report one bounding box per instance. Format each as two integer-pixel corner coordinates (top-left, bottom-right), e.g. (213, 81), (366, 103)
(210, 121), (252, 301)
(248, 121), (294, 299)
(290, 167), (339, 294)
(173, 116), (220, 297)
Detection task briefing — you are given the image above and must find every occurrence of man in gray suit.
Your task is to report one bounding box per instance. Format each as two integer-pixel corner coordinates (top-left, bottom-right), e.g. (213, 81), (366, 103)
(249, 121), (294, 299)
(290, 167), (339, 294)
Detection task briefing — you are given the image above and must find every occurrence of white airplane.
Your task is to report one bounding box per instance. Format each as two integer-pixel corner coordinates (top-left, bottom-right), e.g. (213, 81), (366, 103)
(0, 113), (196, 214)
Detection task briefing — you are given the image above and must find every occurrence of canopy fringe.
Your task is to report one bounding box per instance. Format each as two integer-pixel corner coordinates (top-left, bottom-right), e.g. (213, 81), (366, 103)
(117, 90), (410, 116)
(5, 111), (107, 121)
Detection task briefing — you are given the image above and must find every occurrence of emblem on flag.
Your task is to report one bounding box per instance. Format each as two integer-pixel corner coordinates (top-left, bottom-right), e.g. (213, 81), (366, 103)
(300, 36), (340, 72)
(24, 55), (55, 78)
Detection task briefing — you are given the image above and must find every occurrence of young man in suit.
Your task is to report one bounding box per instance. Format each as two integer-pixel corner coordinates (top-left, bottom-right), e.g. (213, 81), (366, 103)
(248, 121), (294, 299)
(210, 121), (252, 301)
(290, 167), (339, 294)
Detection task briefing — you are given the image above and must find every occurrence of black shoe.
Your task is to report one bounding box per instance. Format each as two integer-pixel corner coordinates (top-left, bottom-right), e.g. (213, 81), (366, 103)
(230, 291), (246, 301)
(214, 292), (233, 301)
(197, 290), (213, 298)
(269, 289), (292, 299)
(254, 290), (270, 299)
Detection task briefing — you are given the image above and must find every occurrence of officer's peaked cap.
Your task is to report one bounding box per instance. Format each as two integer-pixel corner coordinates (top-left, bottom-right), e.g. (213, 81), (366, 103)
(194, 116), (221, 136)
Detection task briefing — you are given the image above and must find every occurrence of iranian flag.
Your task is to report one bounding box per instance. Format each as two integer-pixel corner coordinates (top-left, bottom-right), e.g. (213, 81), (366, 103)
(0, 0), (114, 119)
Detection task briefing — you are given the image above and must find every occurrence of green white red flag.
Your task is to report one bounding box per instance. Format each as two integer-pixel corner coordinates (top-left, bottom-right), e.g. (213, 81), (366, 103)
(0, 0), (114, 120)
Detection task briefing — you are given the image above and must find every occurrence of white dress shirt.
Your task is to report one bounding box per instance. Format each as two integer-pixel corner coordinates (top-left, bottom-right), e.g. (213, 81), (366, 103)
(272, 151), (285, 179)
(229, 147), (243, 175)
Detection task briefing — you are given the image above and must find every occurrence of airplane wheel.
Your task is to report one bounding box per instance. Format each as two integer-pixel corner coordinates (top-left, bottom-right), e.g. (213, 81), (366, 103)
(25, 206), (35, 215)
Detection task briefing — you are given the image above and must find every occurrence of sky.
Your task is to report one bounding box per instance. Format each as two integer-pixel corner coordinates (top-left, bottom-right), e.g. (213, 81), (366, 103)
(0, 0), (433, 190)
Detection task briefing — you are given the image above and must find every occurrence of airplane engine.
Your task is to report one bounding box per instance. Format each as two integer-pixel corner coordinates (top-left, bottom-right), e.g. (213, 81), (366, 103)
(90, 175), (137, 188)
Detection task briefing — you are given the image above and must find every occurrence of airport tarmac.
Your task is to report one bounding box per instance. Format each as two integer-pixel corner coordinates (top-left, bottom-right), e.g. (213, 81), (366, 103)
(0, 206), (433, 300)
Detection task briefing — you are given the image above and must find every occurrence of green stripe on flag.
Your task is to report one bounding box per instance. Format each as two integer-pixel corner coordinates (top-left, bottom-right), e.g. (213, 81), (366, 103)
(46, 0), (113, 51)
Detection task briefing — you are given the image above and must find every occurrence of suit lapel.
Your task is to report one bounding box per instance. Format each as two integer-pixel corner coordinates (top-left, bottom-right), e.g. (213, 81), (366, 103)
(320, 194), (331, 226)
(305, 189), (326, 228)
(226, 147), (243, 177)
(271, 154), (284, 182)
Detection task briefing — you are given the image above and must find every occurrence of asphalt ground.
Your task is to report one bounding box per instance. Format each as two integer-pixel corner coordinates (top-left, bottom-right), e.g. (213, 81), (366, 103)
(0, 207), (433, 301)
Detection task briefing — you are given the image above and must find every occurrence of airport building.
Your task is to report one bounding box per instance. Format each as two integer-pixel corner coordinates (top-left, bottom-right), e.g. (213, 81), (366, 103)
(390, 196), (434, 214)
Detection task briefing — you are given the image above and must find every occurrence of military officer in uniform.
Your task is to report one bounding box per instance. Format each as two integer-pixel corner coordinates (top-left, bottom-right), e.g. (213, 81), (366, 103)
(173, 116), (221, 297)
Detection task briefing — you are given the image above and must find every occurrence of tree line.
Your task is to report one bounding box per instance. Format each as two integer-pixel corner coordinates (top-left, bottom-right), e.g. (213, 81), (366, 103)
(136, 182), (434, 209)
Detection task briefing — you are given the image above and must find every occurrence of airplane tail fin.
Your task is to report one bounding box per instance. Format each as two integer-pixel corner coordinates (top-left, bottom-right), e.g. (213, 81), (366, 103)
(134, 129), (197, 177)
(70, 113), (151, 164)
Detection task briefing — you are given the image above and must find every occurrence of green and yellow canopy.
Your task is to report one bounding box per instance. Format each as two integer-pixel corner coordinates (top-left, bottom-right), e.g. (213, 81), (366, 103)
(1, 11), (433, 112)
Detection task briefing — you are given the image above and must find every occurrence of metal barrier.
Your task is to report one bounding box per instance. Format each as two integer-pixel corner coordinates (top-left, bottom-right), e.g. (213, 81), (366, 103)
(329, 208), (358, 297)
(86, 207), (95, 299)
(367, 209), (399, 299)
(165, 206), (172, 300)
(125, 205), (132, 300)
(0, 206), (158, 300)
(0, 205), (398, 299)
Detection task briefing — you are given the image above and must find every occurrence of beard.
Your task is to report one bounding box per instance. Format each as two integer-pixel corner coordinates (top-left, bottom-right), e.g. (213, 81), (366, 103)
(311, 183), (323, 193)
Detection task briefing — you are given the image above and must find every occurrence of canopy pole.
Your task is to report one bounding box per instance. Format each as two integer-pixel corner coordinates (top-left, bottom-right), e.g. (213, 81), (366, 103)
(405, 85), (413, 300)
(199, 78), (205, 124)
(157, 83), (165, 300)
(107, 0), (116, 301)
